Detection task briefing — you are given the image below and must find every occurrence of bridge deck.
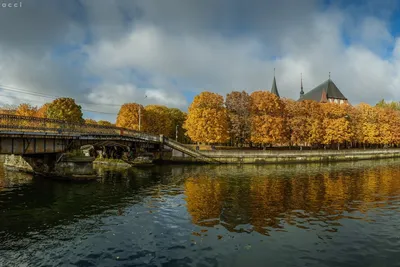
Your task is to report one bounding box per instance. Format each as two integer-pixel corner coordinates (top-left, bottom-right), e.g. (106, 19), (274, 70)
(0, 114), (215, 163)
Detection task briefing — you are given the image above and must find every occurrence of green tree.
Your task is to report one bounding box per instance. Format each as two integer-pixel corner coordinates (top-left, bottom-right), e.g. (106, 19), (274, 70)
(168, 108), (187, 142)
(376, 99), (400, 111)
(143, 105), (173, 136)
(47, 98), (84, 123)
(97, 120), (114, 126)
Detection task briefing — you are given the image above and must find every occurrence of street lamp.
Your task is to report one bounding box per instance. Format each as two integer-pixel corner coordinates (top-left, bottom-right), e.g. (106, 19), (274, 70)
(138, 95), (147, 131)
(175, 124), (179, 141)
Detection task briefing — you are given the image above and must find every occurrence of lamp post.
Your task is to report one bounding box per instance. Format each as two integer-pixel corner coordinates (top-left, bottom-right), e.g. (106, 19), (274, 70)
(138, 95), (147, 131)
(175, 124), (179, 141)
(138, 107), (141, 131)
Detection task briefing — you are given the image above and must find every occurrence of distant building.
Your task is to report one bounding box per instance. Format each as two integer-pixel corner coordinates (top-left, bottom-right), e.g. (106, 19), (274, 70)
(298, 73), (348, 104)
(271, 68), (280, 98)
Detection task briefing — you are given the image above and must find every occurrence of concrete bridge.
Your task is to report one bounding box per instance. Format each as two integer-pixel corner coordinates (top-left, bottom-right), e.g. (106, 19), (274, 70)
(0, 114), (217, 177)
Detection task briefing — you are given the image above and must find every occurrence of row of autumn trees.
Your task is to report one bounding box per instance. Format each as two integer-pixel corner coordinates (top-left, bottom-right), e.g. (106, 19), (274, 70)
(184, 91), (400, 149)
(115, 103), (188, 142)
(2, 92), (400, 148)
(0, 98), (113, 126)
(0, 98), (187, 141)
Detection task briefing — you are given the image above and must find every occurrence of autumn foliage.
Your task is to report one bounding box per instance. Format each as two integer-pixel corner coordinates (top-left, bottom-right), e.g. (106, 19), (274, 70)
(97, 120), (113, 126)
(2, 92), (400, 149)
(183, 92), (400, 149)
(15, 103), (38, 117)
(85, 119), (97, 125)
(184, 92), (229, 144)
(116, 103), (143, 130)
(47, 98), (84, 123)
(143, 105), (173, 136)
(36, 103), (50, 118)
(250, 91), (288, 145)
(226, 91), (251, 146)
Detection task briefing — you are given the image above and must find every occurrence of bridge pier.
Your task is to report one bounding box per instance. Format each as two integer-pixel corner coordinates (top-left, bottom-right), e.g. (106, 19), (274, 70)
(22, 153), (97, 180)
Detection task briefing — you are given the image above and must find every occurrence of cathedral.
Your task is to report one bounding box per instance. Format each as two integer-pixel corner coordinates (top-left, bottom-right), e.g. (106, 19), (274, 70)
(269, 71), (348, 104)
(298, 73), (348, 104)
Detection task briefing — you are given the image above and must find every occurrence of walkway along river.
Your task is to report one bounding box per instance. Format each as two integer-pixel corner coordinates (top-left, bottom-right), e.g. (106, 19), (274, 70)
(1, 159), (400, 266)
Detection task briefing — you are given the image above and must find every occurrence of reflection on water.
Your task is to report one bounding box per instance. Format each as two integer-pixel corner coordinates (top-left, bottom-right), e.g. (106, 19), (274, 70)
(185, 162), (400, 235)
(1, 160), (400, 266)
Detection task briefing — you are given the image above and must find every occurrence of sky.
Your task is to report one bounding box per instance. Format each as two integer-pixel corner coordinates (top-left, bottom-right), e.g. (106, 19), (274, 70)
(0, 0), (399, 122)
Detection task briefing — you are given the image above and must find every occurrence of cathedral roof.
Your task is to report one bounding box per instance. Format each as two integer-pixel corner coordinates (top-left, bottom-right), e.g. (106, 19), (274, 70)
(299, 79), (347, 102)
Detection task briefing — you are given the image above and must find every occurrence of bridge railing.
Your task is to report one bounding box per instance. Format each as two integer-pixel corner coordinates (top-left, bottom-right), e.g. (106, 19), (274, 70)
(0, 114), (159, 142)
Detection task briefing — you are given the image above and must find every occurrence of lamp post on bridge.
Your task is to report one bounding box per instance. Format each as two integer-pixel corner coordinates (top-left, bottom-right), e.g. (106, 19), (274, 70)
(138, 95), (147, 131)
(176, 124), (179, 141)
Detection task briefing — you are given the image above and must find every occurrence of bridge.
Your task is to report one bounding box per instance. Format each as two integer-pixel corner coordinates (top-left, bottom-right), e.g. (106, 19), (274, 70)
(0, 114), (218, 177)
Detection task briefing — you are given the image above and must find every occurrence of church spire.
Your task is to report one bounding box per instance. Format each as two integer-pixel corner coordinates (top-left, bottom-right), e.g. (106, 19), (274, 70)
(271, 68), (280, 98)
(300, 73), (304, 98)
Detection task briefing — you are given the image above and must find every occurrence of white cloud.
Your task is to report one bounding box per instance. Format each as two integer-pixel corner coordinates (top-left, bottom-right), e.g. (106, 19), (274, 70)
(1, 0), (400, 123)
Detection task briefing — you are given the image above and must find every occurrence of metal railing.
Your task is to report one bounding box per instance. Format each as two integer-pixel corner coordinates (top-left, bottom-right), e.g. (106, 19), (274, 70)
(163, 137), (220, 163)
(0, 114), (159, 142)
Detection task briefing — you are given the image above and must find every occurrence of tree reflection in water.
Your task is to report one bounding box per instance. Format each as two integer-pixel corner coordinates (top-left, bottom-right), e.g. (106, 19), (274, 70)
(184, 160), (400, 235)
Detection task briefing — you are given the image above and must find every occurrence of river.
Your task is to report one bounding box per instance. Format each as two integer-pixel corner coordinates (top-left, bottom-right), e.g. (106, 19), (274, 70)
(1, 159), (400, 266)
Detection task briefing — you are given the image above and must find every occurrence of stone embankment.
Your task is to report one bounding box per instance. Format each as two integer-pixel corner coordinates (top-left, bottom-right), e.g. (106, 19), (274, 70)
(171, 148), (400, 164)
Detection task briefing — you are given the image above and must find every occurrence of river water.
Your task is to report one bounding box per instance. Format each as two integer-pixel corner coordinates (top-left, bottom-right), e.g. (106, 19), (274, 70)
(1, 159), (400, 267)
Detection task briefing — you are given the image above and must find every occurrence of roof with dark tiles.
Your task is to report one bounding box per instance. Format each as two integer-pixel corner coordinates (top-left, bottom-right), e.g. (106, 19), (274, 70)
(299, 79), (347, 102)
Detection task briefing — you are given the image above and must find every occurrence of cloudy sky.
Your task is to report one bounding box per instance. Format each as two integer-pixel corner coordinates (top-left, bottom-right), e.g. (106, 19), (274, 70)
(0, 0), (399, 122)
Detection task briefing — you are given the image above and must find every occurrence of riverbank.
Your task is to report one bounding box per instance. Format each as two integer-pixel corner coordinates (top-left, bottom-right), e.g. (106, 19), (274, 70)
(2, 149), (400, 175)
(171, 148), (400, 164)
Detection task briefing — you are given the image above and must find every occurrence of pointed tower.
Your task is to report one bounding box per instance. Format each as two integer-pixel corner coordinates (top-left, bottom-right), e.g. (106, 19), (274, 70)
(300, 73), (304, 99)
(271, 68), (280, 98)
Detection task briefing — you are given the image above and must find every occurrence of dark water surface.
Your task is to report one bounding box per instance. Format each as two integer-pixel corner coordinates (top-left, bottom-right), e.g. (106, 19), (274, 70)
(1, 160), (400, 267)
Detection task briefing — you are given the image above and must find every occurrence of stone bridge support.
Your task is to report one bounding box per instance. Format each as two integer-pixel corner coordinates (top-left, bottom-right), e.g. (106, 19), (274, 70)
(22, 153), (60, 175)
(22, 153), (97, 179)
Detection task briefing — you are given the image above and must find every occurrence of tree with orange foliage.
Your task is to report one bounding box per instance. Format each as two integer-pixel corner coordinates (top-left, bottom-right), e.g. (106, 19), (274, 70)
(0, 105), (17, 115)
(321, 103), (353, 149)
(226, 91), (251, 147)
(284, 99), (324, 148)
(284, 99), (308, 147)
(250, 91), (288, 147)
(356, 103), (380, 147)
(143, 105), (173, 136)
(116, 103), (144, 130)
(36, 103), (50, 118)
(304, 101), (324, 147)
(184, 92), (229, 144)
(15, 103), (38, 117)
(376, 107), (400, 146)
